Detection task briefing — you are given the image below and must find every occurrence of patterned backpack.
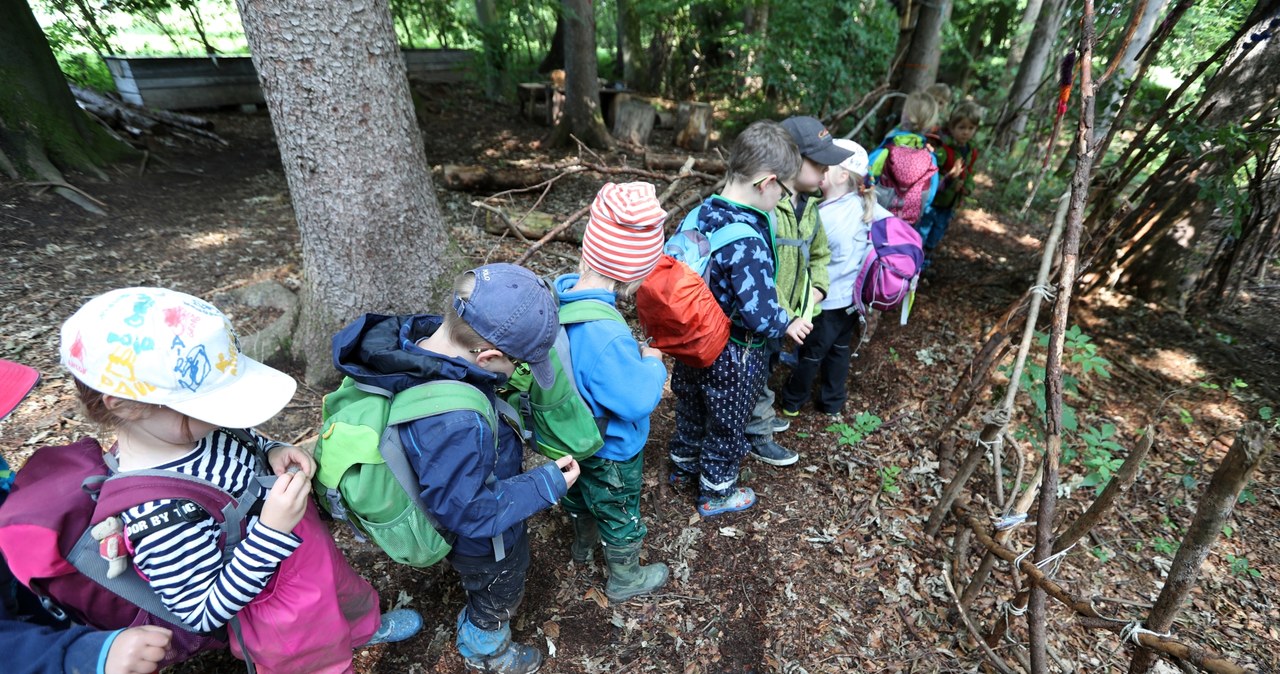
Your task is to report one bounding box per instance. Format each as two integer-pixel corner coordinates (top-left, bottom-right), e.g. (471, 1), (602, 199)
(874, 134), (938, 224)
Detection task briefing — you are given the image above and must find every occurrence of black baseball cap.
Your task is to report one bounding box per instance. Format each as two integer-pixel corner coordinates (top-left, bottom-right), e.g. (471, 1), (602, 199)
(781, 116), (854, 166)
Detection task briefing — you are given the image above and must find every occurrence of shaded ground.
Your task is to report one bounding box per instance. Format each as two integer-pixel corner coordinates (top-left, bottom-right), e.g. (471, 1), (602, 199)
(0, 82), (1276, 674)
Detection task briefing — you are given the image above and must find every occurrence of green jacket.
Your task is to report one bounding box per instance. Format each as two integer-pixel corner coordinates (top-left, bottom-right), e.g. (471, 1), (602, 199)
(773, 193), (830, 320)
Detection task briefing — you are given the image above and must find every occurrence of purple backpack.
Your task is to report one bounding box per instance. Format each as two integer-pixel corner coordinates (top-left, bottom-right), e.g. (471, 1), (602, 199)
(0, 436), (261, 667)
(852, 216), (924, 324)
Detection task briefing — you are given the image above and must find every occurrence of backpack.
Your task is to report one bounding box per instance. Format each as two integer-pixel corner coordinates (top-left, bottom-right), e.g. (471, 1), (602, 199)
(852, 216), (924, 326)
(635, 206), (766, 368)
(0, 435), (267, 667)
(313, 378), (517, 567)
(502, 299), (626, 461)
(874, 136), (938, 224)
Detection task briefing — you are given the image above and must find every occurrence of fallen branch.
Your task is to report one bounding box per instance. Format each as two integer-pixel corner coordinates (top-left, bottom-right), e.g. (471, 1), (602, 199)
(513, 204), (592, 266)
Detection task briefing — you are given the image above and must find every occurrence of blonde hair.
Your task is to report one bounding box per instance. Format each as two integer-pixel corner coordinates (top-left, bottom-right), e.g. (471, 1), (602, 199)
(442, 271), (491, 350)
(925, 83), (952, 109)
(901, 92), (939, 133)
(831, 170), (878, 224)
(949, 100), (984, 128)
(577, 260), (644, 298)
(727, 120), (802, 185)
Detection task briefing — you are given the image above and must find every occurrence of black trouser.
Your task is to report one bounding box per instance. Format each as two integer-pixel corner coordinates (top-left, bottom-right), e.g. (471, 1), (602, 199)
(448, 526), (530, 630)
(780, 308), (861, 414)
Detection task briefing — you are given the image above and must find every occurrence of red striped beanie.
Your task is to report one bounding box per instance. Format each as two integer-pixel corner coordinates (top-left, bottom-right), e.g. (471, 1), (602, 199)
(582, 182), (667, 282)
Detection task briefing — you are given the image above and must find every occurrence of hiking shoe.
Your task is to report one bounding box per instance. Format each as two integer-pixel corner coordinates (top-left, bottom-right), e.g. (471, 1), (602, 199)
(366, 609), (423, 646)
(697, 488), (756, 517)
(749, 439), (799, 466)
(779, 408), (800, 417)
(463, 642), (544, 674)
(770, 416), (791, 433)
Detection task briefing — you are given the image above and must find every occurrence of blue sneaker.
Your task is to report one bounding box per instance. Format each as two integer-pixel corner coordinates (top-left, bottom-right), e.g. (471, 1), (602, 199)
(770, 416), (791, 433)
(366, 609), (423, 646)
(697, 488), (756, 517)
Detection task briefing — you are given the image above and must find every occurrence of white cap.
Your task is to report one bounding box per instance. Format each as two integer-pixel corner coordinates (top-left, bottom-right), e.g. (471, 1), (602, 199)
(60, 287), (297, 429)
(833, 138), (869, 176)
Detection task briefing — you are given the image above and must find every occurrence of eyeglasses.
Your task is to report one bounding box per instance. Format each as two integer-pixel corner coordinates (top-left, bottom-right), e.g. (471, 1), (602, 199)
(752, 174), (793, 200)
(469, 347), (524, 368)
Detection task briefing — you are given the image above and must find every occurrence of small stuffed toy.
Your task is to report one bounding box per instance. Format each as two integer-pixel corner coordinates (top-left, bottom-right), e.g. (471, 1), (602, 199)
(91, 517), (130, 578)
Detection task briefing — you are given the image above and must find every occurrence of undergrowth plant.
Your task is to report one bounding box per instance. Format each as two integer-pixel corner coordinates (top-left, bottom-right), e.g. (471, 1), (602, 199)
(826, 411), (883, 447)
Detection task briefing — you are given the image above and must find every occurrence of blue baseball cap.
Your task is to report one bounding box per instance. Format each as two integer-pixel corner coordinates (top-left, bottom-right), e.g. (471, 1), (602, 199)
(453, 263), (559, 388)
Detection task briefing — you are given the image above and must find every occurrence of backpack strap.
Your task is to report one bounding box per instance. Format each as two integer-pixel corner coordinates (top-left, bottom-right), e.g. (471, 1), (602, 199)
(548, 299), (623, 440)
(382, 380), (511, 562)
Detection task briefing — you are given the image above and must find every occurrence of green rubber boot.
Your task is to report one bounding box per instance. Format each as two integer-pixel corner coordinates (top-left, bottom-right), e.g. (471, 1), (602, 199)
(603, 541), (669, 602)
(569, 514), (599, 564)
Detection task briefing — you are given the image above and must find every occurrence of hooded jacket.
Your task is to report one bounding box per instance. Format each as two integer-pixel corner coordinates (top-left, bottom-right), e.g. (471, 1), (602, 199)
(697, 195), (791, 340)
(773, 193), (831, 320)
(332, 313), (568, 558)
(553, 275), (667, 462)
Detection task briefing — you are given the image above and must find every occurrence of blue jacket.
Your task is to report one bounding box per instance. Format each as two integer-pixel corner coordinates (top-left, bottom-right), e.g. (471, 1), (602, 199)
(1, 459), (116, 674)
(553, 275), (667, 462)
(697, 195), (790, 339)
(332, 314), (568, 558)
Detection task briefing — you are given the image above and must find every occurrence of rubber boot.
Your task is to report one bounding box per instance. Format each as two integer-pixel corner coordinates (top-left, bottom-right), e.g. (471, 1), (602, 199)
(603, 541), (669, 602)
(456, 609), (543, 674)
(569, 514), (599, 564)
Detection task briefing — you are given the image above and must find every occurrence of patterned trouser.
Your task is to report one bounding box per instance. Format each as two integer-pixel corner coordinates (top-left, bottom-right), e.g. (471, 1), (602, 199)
(668, 341), (770, 499)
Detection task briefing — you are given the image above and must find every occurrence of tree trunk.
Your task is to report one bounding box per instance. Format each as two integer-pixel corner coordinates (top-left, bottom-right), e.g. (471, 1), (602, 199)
(1095, 0), (1168, 142)
(614, 0), (639, 85)
(475, 0), (505, 100)
(0, 0), (131, 205)
(674, 102), (713, 152)
(538, 12), (566, 74)
(549, 0), (613, 149)
(610, 94), (655, 145)
(896, 0), (953, 94)
(1005, 0), (1046, 78)
(997, 0), (1065, 149)
(234, 0), (457, 385)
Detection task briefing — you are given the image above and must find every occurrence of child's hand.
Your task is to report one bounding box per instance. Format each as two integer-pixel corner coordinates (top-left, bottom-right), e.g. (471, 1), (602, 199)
(809, 287), (825, 311)
(268, 445), (315, 479)
(555, 456), (580, 490)
(785, 318), (813, 345)
(948, 160), (965, 178)
(104, 625), (172, 674)
(640, 344), (664, 360)
(260, 471), (310, 534)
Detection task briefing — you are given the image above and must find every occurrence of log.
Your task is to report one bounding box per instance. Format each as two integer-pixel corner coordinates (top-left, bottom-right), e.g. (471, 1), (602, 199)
(610, 94), (656, 146)
(643, 152), (726, 174)
(442, 165), (555, 191)
(479, 205), (585, 244)
(71, 84), (226, 145)
(675, 101), (713, 151)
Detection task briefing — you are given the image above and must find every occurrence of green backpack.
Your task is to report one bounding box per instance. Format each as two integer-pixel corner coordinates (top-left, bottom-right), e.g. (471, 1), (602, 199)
(503, 299), (627, 461)
(313, 378), (520, 567)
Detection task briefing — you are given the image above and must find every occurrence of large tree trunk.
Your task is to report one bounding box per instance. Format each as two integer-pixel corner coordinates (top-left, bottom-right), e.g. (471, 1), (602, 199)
(549, 0), (613, 149)
(0, 0), (131, 209)
(1005, 0), (1045, 78)
(1100, 0), (1280, 310)
(234, 0), (457, 385)
(1095, 0), (1168, 142)
(997, 0), (1065, 149)
(475, 0), (505, 100)
(614, 0), (639, 85)
(895, 0), (953, 95)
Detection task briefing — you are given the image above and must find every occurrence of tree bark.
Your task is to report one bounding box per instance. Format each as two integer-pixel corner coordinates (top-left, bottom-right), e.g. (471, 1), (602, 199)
(1095, 0), (1168, 143)
(549, 0), (613, 149)
(0, 0), (131, 199)
(610, 94), (655, 145)
(997, 0), (1066, 149)
(1006, 0), (1046, 76)
(475, 0), (505, 100)
(234, 0), (457, 385)
(1128, 423), (1272, 674)
(614, 0), (639, 85)
(674, 102), (713, 152)
(895, 0), (953, 95)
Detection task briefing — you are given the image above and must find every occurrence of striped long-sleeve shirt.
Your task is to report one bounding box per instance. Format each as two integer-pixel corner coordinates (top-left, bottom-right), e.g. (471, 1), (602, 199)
(120, 429), (301, 633)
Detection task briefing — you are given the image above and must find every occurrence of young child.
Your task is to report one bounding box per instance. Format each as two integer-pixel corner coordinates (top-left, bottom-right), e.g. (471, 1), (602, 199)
(58, 288), (419, 674)
(556, 181), (670, 601)
(0, 358), (174, 674)
(867, 90), (941, 225)
(780, 140), (892, 417)
(668, 119), (803, 517)
(925, 82), (953, 120)
(745, 116), (853, 460)
(918, 100), (983, 272)
(331, 263), (579, 674)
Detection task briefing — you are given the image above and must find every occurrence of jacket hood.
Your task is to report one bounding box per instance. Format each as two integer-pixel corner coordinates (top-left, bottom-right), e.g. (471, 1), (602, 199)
(697, 195), (772, 236)
(331, 313), (504, 394)
(553, 274), (618, 306)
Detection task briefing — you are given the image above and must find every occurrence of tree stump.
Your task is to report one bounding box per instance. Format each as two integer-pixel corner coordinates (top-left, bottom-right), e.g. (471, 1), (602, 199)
(611, 94), (656, 145)
(675, 101), (713, 151)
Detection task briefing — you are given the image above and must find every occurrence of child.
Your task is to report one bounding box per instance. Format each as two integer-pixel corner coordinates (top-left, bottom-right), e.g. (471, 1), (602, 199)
(556, 181), (670, 601)
(59, 288), (419, 674)
(780, 140), (892, 417)
(918, 100), (983, 272)
(331, 263), (579, 674)
(867, 90), (941, 225)
(925, 82), (953, 120)
(667, 119), (804, 517)
(745, 116), (853, 460)
(0, 358), (174, 674)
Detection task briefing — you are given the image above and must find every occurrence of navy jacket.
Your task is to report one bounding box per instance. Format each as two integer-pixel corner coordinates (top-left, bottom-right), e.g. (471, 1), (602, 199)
(698, 195), (790, 339)
(332, 314), (568, 558)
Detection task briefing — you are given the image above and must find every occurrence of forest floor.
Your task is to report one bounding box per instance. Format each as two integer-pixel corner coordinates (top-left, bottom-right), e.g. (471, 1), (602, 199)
(0, 81), (1277, 674)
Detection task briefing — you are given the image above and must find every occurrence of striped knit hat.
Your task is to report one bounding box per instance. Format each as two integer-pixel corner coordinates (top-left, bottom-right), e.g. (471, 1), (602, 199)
(582, 182), (667, 282)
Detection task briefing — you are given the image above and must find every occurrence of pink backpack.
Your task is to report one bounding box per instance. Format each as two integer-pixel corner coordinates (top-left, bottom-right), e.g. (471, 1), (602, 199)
(875, 140), (938, 224)
(853, 216), (924, 324)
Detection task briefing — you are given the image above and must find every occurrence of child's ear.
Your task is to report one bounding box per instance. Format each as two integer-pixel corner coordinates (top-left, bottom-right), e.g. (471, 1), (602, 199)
(474, 349), (505, 369)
